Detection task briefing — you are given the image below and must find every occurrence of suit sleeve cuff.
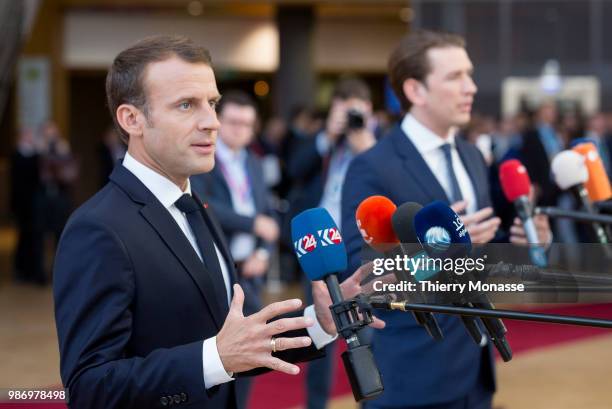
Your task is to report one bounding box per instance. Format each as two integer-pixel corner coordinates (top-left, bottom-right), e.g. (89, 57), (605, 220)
(202, 337), (234, 389)
(304, 305), (338, 349)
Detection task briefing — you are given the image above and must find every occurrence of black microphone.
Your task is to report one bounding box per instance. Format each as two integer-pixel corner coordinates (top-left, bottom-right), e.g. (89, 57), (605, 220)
(391, 202), (490, 349)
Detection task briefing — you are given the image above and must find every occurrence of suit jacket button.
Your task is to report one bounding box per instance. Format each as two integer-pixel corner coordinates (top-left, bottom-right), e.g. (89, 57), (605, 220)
(180, 393), (187, 402)
(173, 394), (181, 404)
(160, 396), (168, 406)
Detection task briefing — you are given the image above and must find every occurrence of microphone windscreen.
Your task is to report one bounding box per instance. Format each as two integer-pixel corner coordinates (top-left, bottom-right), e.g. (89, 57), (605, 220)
(551, 150), (588, 190)
(413, 201), (472, 257)
(355, 195), (399, 252)
(572, 142), (612, 201)
(499, 159), (531, 202)
(391, 202), (423, 243)
(291, 207), (347, 281)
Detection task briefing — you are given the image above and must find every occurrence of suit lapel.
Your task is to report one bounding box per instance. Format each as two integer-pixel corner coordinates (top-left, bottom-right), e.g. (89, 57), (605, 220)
(391, 126), (449, 203)
(110, 165), (225, 329)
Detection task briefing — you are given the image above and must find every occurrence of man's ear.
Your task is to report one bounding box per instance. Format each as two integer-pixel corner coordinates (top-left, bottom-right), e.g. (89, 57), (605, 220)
(402, 78), (427, 107)
(116, 104), (146, 138)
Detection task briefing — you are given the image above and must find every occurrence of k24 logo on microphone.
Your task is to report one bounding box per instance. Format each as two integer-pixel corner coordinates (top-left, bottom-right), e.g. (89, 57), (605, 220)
(319, 227), (342, 246)
(294, 233), (317, 258)
(293, 227), (343, 258)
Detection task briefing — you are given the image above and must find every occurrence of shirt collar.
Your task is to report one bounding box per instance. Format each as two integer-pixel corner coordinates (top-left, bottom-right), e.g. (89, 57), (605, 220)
(401, 114), (456, 154)
(122, 151), (191, 209)
(216, 137), (247, 164)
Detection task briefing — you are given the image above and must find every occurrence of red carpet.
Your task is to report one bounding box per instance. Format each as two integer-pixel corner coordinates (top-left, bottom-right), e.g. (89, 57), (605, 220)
(248, 303), (612, 409)
(2, 304), (611, 409)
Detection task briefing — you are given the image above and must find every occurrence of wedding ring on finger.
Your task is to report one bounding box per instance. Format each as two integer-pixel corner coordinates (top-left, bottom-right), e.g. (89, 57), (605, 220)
(271, 337), (277, 353)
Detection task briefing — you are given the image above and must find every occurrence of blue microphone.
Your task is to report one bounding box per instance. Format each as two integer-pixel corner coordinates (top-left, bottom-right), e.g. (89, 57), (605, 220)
(414, 200), (471, 258)
(291, 208), (347, 281)
(291, 208), (383, 401)
(414, 201), (513, 361)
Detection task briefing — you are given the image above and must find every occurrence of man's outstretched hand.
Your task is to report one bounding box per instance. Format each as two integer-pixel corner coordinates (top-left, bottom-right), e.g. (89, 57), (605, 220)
(217, 284), (313, 375)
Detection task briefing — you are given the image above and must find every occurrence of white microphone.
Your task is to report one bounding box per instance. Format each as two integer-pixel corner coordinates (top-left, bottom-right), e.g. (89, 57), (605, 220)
(551, 150), (609, 245)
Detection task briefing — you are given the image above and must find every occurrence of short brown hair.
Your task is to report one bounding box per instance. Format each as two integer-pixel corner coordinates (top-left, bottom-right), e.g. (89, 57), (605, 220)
(332, 76), (371, 102)
(105, 35), (212, 142)
(217, 90), (257, 115)
(388, 30), (465, 112)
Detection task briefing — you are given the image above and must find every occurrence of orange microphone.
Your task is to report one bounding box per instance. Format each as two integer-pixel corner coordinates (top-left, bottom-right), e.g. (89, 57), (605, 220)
(355, 195), (399, 253)
(572, 142), (612, 202)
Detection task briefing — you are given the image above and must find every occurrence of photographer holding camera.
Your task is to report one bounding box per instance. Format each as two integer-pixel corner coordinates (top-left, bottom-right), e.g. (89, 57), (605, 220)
(287, 76), (376, 409)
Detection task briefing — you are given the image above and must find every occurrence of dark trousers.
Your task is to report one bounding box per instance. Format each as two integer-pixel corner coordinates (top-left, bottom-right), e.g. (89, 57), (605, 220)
(364, 367), (493, 409)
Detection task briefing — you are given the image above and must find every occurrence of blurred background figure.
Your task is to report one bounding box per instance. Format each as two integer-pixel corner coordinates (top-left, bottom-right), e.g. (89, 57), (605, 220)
(38, 121), (79, 266)
(9, 127), (45, 285)
(191, 91), (280, 405)
(585, 112), (612, 178)
(520, 101), (563, 208)
(287, 75), (377, 409)
(192, 90), (279, 315)
(253, 115), (287, 193)
(490, 114), (524, 163)
(97, 126), (126, 188)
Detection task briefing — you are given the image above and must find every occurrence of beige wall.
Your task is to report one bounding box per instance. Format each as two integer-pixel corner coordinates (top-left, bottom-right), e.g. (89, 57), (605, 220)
(63, 11), (407, 72)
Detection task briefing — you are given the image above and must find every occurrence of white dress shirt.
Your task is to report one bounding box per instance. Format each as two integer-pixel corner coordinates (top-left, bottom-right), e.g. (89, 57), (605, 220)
(401, 115), (478, 215)
(122, 152), (336, 390)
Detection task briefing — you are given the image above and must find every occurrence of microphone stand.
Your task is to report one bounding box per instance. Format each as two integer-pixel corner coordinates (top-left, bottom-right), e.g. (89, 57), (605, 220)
(366, 295), (612, 329)
(325, 276), (383, 402)
(535, 206), (612, 257)
(535, 206), (612, 225)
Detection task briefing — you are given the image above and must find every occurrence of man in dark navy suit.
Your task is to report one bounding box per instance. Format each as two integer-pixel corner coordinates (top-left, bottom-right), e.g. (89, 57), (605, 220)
(53, 35), (382, 409)
(340, 30), (551, 409)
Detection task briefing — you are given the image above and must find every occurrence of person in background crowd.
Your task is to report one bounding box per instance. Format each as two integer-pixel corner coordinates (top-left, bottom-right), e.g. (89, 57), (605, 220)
(289, 76), (377, 409)
(98, 126), (126, 188)
(191, 90), (281, 404)
(558, 109), (585, 146)
(192, 90), (279, 315)
(491, 114), (524, 163)
(585, 112), (612, 178)
(39, 121), (79, 248)
(520, 102), (563, 207)
(9, 127), (45, 285)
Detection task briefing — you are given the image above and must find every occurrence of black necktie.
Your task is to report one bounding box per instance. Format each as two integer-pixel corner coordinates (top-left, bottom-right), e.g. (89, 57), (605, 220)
(175, 194), (229, 315)
(440, 143), (464, 204)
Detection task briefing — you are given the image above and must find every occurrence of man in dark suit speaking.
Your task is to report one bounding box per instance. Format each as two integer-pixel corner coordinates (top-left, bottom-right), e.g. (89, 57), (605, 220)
(53, 35), (380, 409)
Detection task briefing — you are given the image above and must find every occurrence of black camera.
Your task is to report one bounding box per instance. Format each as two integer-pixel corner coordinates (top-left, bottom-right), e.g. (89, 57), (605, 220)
(347, 109), (365, 130)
